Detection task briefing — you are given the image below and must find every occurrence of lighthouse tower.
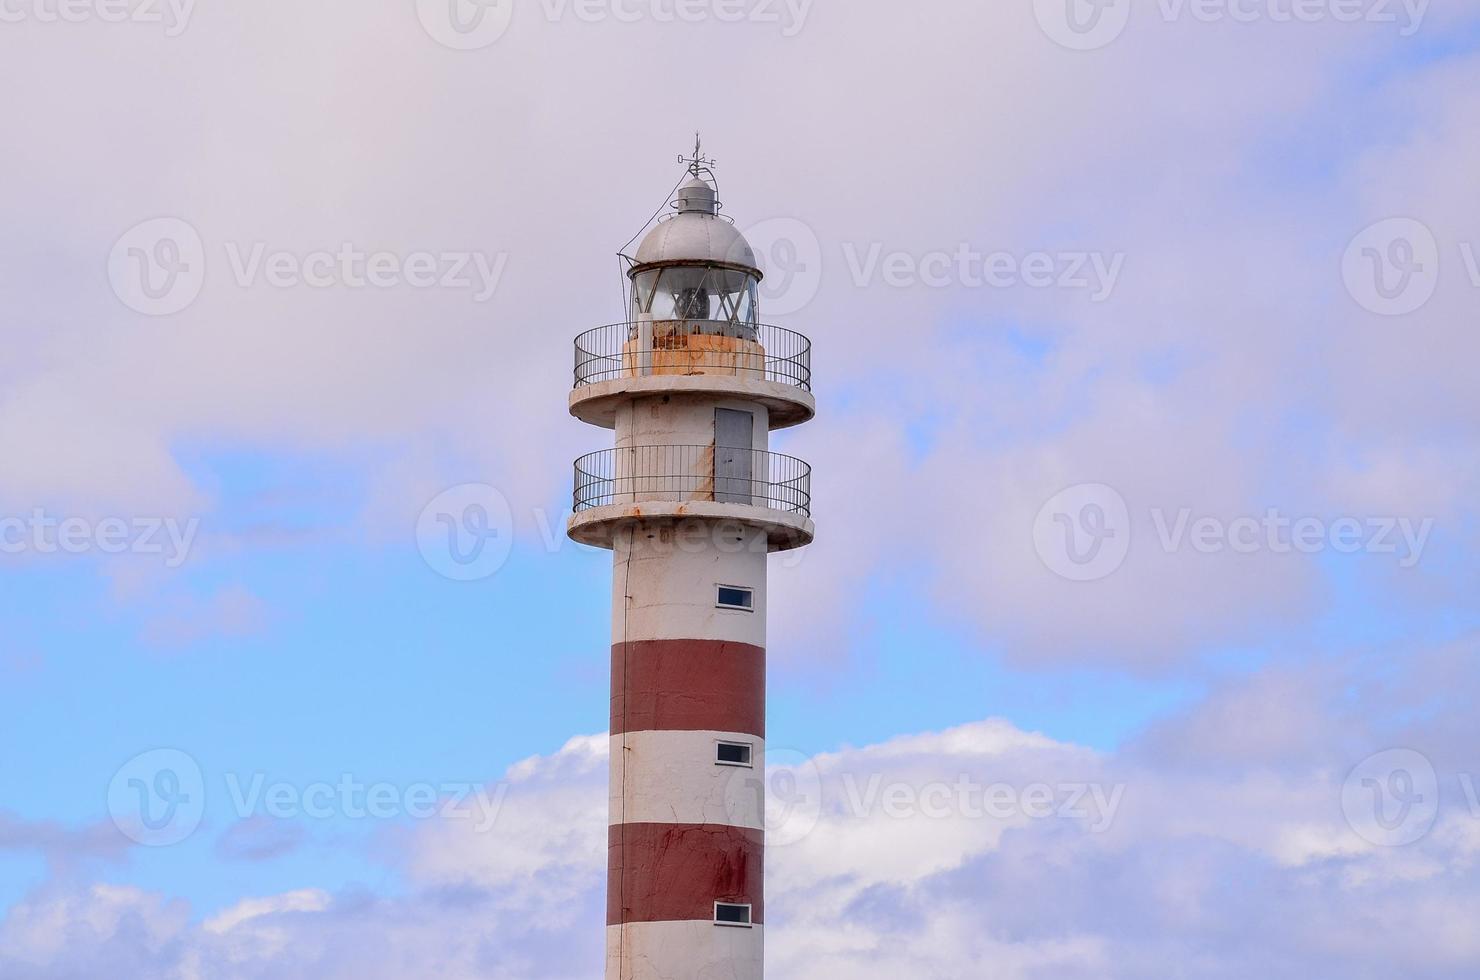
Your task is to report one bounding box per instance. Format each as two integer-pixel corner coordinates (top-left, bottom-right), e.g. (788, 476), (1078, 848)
(568, 143), (815, 980)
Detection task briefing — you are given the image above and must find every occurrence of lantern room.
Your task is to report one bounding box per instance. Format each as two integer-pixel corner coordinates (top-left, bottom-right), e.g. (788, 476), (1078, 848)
(568, 149), (816, 433)
(628, 174), (763, 336)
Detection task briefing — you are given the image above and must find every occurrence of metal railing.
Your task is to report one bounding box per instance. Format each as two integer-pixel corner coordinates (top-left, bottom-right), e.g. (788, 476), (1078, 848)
(573, 445), (812, 517)
(573, 322), (811, 391)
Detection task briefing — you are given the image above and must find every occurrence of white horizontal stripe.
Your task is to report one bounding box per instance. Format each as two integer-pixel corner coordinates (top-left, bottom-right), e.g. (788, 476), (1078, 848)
(612, 528), (769, 647)
(609, 731), (766, 830)
(606, 921), (763, 980)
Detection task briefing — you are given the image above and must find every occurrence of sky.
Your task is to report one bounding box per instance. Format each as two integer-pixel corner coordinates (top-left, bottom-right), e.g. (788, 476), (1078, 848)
(2, 0), (1480, 976)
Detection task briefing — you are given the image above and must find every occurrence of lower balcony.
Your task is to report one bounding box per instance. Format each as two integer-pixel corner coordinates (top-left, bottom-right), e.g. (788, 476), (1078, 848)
(568, 445), (814, 552)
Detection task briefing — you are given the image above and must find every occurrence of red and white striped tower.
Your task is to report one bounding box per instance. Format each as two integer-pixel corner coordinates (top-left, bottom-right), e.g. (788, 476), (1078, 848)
(568, 143), (815, 980)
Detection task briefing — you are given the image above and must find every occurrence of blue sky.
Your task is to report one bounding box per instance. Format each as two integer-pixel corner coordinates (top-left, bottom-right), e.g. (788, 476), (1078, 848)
(3, 2), (1480, 977)
(0, 453), (1207, 917)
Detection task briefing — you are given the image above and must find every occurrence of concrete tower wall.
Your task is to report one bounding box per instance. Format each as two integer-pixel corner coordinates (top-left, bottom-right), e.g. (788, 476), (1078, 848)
(571, 160), (814, 979)
(611, 523), (768, 646)
(605, 921), (765, 979)
(606, 509), (768, 976)
(615, 395), (771, 453)
(607, 730), (767, 828)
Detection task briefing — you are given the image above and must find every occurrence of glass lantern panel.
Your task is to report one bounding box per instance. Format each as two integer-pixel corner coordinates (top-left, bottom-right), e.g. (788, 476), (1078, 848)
(630, 270), (660, 319)
(632, 266), (761, 333)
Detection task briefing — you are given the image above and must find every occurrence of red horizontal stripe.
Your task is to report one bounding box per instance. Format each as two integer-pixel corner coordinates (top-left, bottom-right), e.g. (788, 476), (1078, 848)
(607, 823), (764, 925)
(611, 640), (765, 738)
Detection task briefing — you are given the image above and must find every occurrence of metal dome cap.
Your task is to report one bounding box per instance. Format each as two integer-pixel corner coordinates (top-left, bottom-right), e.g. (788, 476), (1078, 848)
(675, 175), (718, 215)
(630, 141), (761, 279)
(633, 206), (759, 274)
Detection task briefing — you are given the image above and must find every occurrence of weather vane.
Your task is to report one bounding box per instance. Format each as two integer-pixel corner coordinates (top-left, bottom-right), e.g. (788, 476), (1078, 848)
(679, 131), (717, 175)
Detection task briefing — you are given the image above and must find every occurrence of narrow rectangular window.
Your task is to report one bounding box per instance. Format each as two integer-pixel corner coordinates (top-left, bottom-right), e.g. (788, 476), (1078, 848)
(714, 902), (753, 928)
(716, 741), (753, 767)
(717, 585), (754, 611)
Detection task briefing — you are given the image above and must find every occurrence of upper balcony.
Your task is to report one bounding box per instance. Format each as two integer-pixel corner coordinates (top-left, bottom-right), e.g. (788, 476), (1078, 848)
(569, 321), (815, 430)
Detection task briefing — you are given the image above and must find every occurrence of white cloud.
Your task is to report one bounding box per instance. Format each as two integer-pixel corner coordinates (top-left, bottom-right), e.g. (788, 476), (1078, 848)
(10, 641), (1480, 977)
(4, 2), (1476, 668)
(203, 890), (329, 935)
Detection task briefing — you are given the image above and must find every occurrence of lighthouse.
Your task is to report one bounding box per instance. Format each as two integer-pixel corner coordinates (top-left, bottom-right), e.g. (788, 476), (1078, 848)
(568, 142), (816, 979)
